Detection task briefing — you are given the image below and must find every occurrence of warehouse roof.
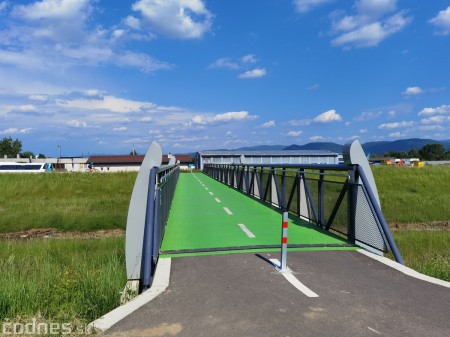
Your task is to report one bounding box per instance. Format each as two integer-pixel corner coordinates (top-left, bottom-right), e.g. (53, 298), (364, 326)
(197, 150), (338, 156)
(87, 154), (194, 164)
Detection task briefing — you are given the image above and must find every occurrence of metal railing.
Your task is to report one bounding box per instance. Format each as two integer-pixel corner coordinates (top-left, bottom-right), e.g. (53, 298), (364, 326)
(141, 164), (179, 290)
(203, 162), (403, 264)
(125, 141), (181, 293)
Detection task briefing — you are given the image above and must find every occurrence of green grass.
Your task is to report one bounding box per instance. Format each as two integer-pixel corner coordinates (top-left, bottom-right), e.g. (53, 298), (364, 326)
(0, 172), (136, 233)
(390, 230), (450, 281)
(372, 165), (450, 224)
(0, 236), (126, 323)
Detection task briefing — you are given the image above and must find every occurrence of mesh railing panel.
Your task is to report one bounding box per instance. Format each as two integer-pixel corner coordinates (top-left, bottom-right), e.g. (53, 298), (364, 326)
(355, 184), (386, 252)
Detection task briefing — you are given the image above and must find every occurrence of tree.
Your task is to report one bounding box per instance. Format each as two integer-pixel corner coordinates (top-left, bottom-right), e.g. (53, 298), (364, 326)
(20, 151), (35, 159)
(407, 149), (420, 158)
(0, 137), (22, 158)
(418, 144), (446, 160)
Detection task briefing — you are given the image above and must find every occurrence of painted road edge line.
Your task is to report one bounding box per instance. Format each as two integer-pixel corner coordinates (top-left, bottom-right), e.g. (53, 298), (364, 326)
(223, 207), (233, 215)
(88, 258), (172, 332)
(357, 249), (450, 288)
(270, 259), (319, 298)
(215, 198), (221, 203)
(238, 224), (256, 238)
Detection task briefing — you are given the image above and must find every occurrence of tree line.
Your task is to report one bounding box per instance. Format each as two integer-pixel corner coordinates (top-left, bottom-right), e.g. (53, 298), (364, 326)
(373, 144), (450, 161)
(0, 137), (45, 159)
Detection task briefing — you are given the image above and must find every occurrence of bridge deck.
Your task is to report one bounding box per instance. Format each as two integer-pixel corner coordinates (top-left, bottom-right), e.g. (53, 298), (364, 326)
(161, 172), (353, 256)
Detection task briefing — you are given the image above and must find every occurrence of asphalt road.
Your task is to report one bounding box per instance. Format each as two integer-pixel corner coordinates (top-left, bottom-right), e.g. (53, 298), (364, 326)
(105, 250), (450, 337)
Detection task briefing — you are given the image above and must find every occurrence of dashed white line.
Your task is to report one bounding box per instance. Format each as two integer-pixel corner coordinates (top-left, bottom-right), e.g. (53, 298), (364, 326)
(368, 327), (382, 335)
(209, 192), (214, 195)
(238, 224), (255, 238)
(215, 198), (221, 203)
(270, 259), (319, 298)
(223, 207), (233, 215)
(205, 187), (208, 190)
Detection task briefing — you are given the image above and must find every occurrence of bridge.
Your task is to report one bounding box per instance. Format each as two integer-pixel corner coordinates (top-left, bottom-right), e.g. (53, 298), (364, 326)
(91, 141), (450, 337)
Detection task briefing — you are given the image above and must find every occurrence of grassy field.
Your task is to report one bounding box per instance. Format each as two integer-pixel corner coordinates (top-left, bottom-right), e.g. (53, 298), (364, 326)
(372, 165), (450, 224)
(0, 172), (136, 233)
(0, 236), (126, 323)
(390, 230), (449, 281)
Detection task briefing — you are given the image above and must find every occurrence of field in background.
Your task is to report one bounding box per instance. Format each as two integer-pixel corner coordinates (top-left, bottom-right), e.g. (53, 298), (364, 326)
(372, 165), (450, 224)
(0, 172), (136, 233)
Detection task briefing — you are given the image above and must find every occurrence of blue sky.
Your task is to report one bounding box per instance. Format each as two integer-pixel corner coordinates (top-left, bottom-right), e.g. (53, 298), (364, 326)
(0, 0), (449, 157)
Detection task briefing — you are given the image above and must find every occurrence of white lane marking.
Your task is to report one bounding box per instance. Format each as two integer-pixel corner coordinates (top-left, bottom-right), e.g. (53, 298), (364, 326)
(205, 187), (208, 190)
(223, 207), (233, 215)
(209, 192), (214, 195)
(238, 224), (256, 238)
(367, 327), (382, 335)
(269, 259), (319, 298)
(215, 198), (221, 203)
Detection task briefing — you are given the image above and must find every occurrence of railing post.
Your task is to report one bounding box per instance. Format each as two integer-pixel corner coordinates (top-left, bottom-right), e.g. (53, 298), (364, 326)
(347, 167), (357, 244)
(318, 169), (325, 227)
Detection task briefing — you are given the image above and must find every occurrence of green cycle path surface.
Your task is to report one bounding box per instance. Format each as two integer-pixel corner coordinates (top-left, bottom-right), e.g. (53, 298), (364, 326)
(160, 172), (354, 257)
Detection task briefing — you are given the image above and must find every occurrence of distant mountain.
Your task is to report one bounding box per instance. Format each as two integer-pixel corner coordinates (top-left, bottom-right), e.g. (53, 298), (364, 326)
(233, 145), (286, 151)
(362, 138), (450, 155)
(211, 138), (450, 154)
(284, 142), (344, 153)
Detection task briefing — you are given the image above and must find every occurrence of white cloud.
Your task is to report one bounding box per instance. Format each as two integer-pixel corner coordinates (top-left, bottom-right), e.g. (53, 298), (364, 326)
(57, 95), (154, 113)
(132, 0), (213, 39)
(191, 111), (258, 125)
(331, 1), (411, 48)
(66, 120), (87, 128)
(260, 120), (276, 128)
(124, 15), (141, 30)
(308, 83), (320, 90)
(388, 132), (404, 138)
(114, 51), (171, 73)
(208, 58), (240, 70)
(0, 127), (32, 134)
(0, 1), (170, 73)
(418, 105), (450, 116)
(378, 121), (415, 129)
(403, 86), (423, 96)
(360, 128), (368, 133)
(0, 1), (7, 12)
(16, 104), (36, 112)
(286, 130), (303, 137)
(239, 67), (267, 79)
(241, 54), (257, 64)
(288, 119), (312, 126)
(293, 0), (332, 13)
(13, 0), (90, 21)
(354, 110), (383, 121)
(113, 126), (127, 132)
(420, 116), (449, 124)
(313, 109), (342, 123)
(429, 6), (450, 35)
(28, 94), (48, 102)
(417, 125), (444, 131)
(310, 135), (324, 141)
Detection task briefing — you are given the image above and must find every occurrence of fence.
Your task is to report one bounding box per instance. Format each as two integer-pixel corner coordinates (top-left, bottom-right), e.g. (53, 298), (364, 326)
(125, 141), (180, 292)
(203, 162), (403, 264)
